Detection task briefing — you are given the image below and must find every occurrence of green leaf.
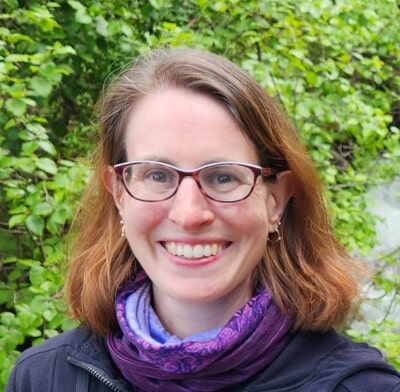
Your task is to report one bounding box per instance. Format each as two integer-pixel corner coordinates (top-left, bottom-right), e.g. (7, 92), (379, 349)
(5, 98), (27, 117)
(32, 202), (53, 216)
(8, 214), (27, 229)
(26, 123), (48, 139)
(36, 158), (58, 175)
(0, 62), (7, 75)
(21, 141), (39, 155)
(51, 45), (77, 56)
(29, 266), (46, 286)
(149, 0), (161, 10)
(95, 15), (108, 37)
(29, 76), (52, 97)
(0, 312), (17, 327)
(107, 20), (122, 36)
(25, 215), (45, 236)
(9, 205), (27, 214)
(68, 0), (92, 24)
(45, 329), (59, 338)
(38, 140), (57, 156)
(5, 54), (31, 63)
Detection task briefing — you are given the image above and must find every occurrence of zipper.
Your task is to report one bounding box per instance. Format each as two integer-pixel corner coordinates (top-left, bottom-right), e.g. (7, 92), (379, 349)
(67, 355), (130, 392)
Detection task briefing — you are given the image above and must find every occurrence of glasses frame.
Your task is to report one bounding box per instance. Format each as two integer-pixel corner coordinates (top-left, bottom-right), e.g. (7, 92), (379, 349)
(113, 160), (278, 203)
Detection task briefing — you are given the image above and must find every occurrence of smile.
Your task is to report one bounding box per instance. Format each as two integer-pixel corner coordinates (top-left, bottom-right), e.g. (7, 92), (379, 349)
(164, 242), (227, 259)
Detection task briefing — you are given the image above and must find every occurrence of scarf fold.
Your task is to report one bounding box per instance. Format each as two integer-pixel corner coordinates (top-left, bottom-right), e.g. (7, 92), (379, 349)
(107, 272), (294, 391)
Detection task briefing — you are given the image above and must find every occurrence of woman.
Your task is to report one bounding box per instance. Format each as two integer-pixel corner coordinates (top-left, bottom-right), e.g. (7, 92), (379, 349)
(6, 48), (400, 391)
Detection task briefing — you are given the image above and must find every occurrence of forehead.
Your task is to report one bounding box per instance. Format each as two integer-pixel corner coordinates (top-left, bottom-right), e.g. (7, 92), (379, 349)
(123, 88), (259, 166)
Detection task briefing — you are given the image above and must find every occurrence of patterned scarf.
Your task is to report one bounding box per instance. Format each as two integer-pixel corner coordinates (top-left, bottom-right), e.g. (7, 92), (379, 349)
(107, 272), (294, 391)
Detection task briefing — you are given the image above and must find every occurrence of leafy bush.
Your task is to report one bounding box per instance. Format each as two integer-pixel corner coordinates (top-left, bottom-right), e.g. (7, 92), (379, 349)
(1, 0), (399, 388)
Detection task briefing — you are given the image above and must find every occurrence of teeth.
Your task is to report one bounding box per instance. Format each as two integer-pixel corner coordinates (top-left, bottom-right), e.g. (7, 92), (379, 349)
(165, 242), (223, 259)
(183, 244), (193, 258)
(193, 245), (203, 258)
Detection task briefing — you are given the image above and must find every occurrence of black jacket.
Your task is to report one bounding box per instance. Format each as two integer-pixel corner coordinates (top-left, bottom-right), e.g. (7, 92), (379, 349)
(5, 326), (400, 391)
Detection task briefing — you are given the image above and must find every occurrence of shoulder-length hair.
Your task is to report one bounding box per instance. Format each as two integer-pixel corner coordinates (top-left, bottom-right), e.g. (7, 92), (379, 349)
(66, 48), (364, 336)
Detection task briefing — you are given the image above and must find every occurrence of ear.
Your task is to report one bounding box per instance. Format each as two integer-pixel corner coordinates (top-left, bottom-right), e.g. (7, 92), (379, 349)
(102, 166), (125, 211)
(266, 170), (294, 230)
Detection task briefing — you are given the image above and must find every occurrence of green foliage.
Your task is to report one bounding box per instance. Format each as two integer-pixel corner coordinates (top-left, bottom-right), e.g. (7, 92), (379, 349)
(348, 319), (400, 368)
(1, 0), (399, 388)
(355, 245), (400, 368)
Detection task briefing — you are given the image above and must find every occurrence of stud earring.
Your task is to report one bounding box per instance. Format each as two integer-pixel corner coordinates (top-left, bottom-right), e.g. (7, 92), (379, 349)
(120, 219), (126, 237)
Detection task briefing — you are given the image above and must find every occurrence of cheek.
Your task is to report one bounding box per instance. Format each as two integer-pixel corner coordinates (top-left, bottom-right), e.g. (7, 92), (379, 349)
(121, 201), (167, 235)
(225, 199), (270, 235)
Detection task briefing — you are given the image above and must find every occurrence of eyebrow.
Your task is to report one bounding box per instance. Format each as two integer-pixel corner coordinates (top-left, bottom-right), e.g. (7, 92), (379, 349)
(132, 156), (236, 167)
(137, 156), (174, 164)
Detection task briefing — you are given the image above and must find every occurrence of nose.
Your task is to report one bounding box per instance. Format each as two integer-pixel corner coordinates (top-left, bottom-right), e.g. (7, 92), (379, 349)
(168, 178), (215, 230)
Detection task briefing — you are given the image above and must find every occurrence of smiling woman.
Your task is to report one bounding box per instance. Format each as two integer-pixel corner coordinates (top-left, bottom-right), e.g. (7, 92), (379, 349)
(102, 87), (285, 322)
(5, 48), (400, 392)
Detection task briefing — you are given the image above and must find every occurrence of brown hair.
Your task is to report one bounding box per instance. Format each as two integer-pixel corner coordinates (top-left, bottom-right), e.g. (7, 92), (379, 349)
(66, 48), (365, 336)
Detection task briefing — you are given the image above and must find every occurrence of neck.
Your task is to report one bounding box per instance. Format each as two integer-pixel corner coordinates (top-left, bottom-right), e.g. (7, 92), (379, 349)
(152, 283), (252, 339)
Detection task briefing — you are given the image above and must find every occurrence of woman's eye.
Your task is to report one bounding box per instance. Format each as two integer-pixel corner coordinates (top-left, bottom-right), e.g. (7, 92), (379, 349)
(206, 170), (240, 186)
(214, 173), (235, 184)
(146, 170), (171, 183)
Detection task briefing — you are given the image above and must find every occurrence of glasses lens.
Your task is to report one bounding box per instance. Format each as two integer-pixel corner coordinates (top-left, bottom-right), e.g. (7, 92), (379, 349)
(123, 163), (178, 201)
(200, 164), (254, 202)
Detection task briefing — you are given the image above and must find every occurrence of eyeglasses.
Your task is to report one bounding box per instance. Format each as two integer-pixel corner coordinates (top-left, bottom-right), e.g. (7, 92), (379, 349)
(113, 160), (277, 203)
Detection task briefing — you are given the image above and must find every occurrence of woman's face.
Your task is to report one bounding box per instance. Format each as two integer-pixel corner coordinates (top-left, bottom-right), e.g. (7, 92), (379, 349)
(111, 88), (285, 312)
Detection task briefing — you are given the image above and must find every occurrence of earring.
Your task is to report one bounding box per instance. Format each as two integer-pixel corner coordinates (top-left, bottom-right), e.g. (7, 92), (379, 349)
(120, 219), (126, 237)
(268, 220), (281, 243)
(274, 221), (282, 242)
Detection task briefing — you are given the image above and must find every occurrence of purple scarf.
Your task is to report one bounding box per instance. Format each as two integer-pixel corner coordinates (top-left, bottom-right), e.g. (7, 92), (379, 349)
(107, 272), (294, 391)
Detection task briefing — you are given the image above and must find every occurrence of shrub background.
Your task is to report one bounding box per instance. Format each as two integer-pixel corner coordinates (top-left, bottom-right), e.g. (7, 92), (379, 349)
(1, 0), (399, 388)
